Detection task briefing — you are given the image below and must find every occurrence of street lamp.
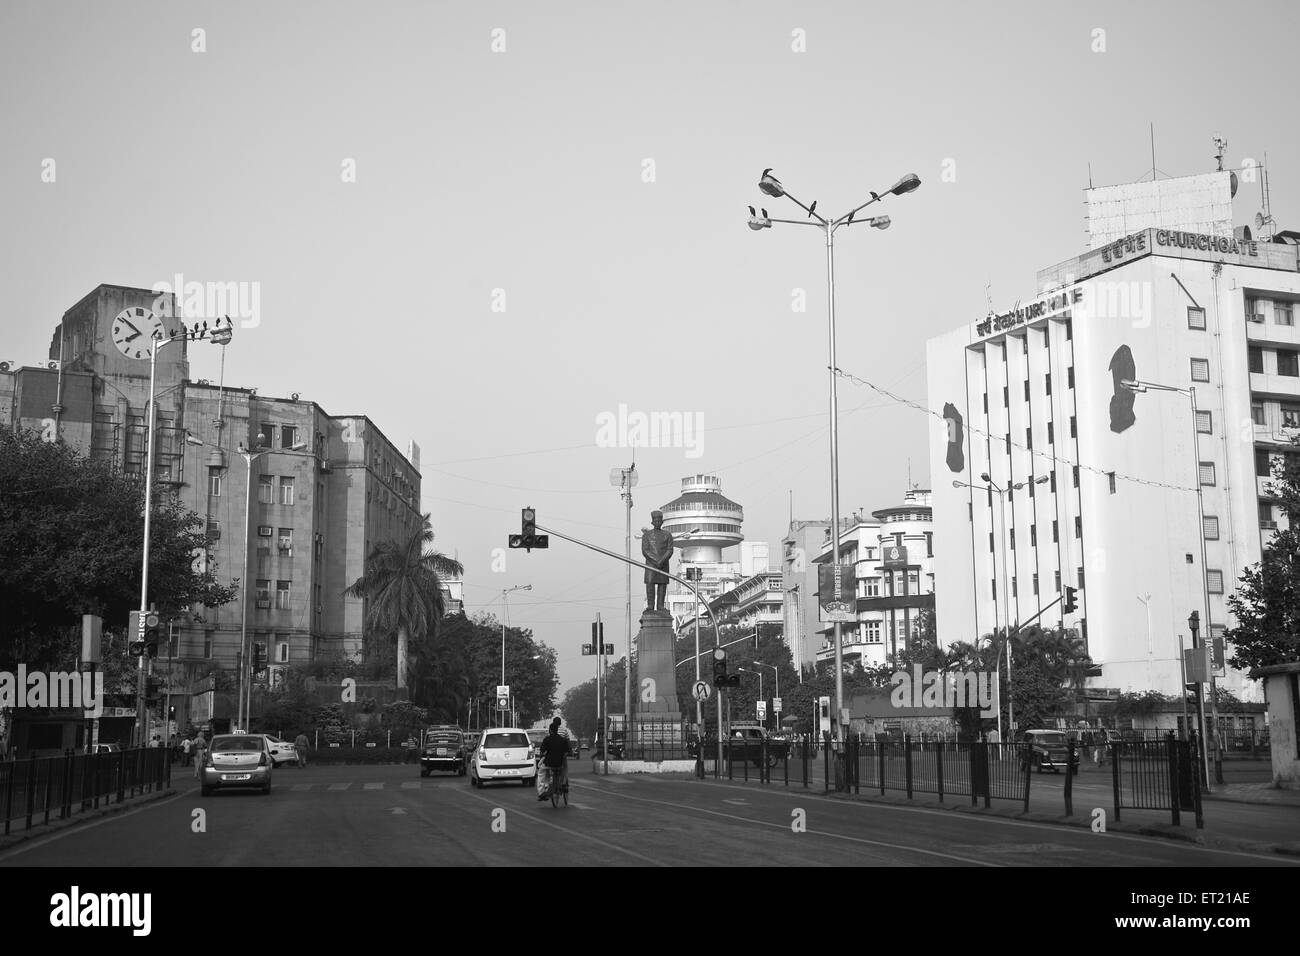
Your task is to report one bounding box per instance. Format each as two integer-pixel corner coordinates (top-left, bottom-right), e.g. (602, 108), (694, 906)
(496, 585), (532, 723)
(1122, 378), (1220, 777)
(750, 166), (921, 743)
(751, 660), (778, 729)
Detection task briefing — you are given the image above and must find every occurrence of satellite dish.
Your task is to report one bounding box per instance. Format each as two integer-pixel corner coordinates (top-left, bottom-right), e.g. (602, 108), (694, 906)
(291, 392), (300, 401)
(1256, 212), (1266, 230)
(1229, 171), (1238, 197)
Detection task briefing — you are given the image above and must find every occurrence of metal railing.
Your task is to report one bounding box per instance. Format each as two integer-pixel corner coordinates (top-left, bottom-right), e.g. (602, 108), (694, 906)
(0, 748), (170, 836)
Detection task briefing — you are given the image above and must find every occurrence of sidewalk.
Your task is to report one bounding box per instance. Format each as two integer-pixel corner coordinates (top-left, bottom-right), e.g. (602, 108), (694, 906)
(1202, 781), (1300, 807)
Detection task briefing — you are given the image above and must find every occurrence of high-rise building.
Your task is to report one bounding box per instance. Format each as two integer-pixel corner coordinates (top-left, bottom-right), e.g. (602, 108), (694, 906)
(1, 284), (427, 724)
(658, 474), (746, 625)
(926, 170), (1299, 701)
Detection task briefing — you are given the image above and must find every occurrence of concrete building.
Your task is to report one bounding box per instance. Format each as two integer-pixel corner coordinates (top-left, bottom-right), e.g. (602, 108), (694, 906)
(1, 283), (426, 727)
(781, 519), (833, 674)
(811, 489), (937, 669)
(926, 169), (1300, 702)
(658, 474), (747, 626)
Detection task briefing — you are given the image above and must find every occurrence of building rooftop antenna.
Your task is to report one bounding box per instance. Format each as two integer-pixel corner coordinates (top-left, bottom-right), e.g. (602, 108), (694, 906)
(1213, 135), (1227, 172)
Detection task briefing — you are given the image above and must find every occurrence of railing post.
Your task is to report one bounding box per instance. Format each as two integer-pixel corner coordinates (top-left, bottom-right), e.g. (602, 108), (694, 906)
(116, 751), (126, 804)
(24, 757), (37, 831)
(878, 739), (886, 796)
(1020, 745), (1031, 813)
(936, 739), (944, 803)
(61, 750), (73, 819)
(904, 735), (913, 800)
(823, 732), (830, 794)
(1165, 732), (1180, 827)
(3, 755), (15, 835)
(1064, 742), (1075, 817)
(1111, 739), (1122, 823)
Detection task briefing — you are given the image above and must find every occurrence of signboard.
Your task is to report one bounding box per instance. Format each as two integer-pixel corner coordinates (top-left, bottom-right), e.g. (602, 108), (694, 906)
(773, 697), (782, 714)
(818, 564), (856, 622)
(691, 680), (712, 702)
(496, 684), (510, 710)
(817, 696), (831, 736)
(581, 643), (594, 655)
(1083, 687), (1120, 700)
(881, 545), (908, 568)
(1184, 646), (1211, 683)
(81, 614), (102, 664)
(756, 701), (767, 721)
(1212, 637), (1226, 675)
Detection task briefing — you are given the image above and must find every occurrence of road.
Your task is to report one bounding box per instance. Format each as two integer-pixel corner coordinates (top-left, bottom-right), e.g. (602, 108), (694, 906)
(2, 761), (1296, 867)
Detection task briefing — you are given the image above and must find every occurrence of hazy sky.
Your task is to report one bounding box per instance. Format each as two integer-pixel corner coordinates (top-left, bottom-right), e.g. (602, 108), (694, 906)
(3, 0), (1298, 696)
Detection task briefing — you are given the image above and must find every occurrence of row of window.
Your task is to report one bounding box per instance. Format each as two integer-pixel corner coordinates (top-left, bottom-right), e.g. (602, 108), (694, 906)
(1248, 346), (1300, 376)
(987, 367), (1077, 411)
(861, 571), (935, 596)
(255, 580), (293, 609)
(995, 567), (1083, 599)
(1251, 401), (1300, 428)
(1245, 302), (1294, 326)
(193, 633), (291, 662)
(255, 423), (301, 450)
(206, 470), (297, 505)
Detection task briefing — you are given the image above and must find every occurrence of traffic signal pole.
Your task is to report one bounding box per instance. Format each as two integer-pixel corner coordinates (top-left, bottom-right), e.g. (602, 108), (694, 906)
(135, 334), (162, 747)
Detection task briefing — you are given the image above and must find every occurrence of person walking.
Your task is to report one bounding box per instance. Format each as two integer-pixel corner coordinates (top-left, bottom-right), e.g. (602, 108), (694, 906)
(294, 732), (310, 768)
(1093, 728), (1107, 768)
(181, 735), (193, 767)
(192, 733), (207, 780)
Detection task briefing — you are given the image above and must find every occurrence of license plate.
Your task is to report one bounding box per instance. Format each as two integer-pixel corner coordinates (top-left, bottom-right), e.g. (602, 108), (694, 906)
(223, 774), (251, 781)
(437, 748), (448, 756)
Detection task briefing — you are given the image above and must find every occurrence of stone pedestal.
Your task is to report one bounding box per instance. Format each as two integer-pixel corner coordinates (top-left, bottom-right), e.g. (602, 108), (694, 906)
(634, 609), (681, 716)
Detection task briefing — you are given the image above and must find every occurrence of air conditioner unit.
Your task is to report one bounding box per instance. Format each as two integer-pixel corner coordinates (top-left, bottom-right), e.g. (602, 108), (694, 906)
(208, 528), (221, 540)
(45, 360), (61, 370)
(258, 526), (273, 536)
(0, 361), (12, 372)
(320, 459), (331, 472)
(278, 538), (292, 551)
(256, 599), (271, 609)
(1261, 521), (1278, 530)
(1251, 312), (1266, 323)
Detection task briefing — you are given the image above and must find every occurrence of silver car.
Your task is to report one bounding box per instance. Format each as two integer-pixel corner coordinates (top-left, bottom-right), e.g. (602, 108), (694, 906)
(200, 733), (273, 795)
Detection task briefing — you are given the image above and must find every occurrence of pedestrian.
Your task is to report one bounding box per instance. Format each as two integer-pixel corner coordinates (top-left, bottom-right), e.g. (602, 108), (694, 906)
(181, 736), (193, 766)
(192, 734), (207, 779)
(294, 731), (310, 768)
(1093, 728), (1107, 767)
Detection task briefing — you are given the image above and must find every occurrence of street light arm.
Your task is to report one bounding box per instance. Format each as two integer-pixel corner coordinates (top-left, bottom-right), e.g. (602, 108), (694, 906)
(833, 193), (884, 227)
(768, 217), (829, 228)
(775, 188), (829, 225)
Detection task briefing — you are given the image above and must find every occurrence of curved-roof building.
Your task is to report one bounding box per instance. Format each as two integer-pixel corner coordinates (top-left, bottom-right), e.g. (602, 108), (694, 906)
(658, 474), (744, 562)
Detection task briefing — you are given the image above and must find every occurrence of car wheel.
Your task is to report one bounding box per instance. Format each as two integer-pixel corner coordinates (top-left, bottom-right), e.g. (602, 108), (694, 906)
(420, 769), (428, 777)
(201, 785), (212, 797)
(521, 777), (529, 787)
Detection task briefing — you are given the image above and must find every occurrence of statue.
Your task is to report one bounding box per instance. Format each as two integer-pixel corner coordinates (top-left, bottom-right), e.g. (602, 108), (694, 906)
(642, 510), (674, 612)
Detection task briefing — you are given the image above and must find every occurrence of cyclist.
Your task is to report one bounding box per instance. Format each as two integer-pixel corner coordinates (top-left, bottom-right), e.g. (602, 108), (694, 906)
(536, 717), (569, 801)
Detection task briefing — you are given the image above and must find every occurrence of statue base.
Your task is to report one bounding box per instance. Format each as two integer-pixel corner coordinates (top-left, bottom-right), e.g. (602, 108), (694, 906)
(633, 609), (681, 718)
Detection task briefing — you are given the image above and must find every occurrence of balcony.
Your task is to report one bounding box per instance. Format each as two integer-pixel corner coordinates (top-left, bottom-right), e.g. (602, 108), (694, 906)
(1250, 372), (1300, 399)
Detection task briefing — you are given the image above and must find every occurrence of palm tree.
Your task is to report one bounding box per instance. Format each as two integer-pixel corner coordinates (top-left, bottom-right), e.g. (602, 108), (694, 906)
(345, 514), (464, 690)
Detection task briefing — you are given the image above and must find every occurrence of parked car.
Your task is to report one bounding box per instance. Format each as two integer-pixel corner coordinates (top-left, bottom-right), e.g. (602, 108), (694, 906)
(90, 742), (122, 754)
(200, 733), (273, 795)
(1021, 729), (1079, 773)
(262, 735), (299, 767)
(469, 728), (537, 788)
(421, 725), (467, 777)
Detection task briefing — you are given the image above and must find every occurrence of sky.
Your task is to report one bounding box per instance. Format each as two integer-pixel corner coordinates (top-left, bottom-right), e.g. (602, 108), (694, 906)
(2, 0), (1298, 697)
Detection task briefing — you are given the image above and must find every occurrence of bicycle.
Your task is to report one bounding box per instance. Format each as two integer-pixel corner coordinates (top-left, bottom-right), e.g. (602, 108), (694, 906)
(540, 764), (569, 807)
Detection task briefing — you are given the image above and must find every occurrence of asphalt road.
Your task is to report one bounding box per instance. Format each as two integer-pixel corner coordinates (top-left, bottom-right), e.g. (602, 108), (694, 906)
(1, 761), (1296, 868)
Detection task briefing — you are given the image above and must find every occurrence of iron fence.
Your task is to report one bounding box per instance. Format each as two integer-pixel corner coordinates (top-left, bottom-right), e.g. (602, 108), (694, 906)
(0, 748), (170, 836)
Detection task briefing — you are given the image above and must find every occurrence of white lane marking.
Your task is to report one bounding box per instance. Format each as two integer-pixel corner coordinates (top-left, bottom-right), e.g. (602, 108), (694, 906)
(649, 779), (1300, 865)
(363, 782), (384, 791)
(400, 781), (422, 790)
(456, 789), (666, 866)
(327, 783), (351, 791)
(570, 784), (1000, 866)
(290, 784), (313, 792)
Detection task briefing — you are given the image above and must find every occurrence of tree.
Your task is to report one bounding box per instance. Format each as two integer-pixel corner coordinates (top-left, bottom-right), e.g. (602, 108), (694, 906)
(344, 513), (463, 690)
(1227, 446), (1300, 671)
(0, 428), (237, 669)
(464, 612), (558, 726)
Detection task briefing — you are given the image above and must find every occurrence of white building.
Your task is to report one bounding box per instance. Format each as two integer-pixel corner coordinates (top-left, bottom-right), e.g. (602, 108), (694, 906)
(926, 169), (1299, 701)
(658, 474), (747, 626)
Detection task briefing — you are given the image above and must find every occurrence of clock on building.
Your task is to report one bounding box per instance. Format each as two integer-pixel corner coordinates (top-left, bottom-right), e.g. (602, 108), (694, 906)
(111, 307), (167, 360)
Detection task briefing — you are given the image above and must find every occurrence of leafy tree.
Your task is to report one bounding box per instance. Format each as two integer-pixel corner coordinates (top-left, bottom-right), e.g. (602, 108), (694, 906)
(561, 658), (627, 743)
(344, 514), (463, 689)
(0, 428), (237, 669)
(381, 699), (430, 744)
(1227, 447), (1300, 671)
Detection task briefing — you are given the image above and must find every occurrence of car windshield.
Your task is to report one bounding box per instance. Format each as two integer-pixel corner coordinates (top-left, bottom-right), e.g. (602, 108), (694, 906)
(425, 732), (459, 744)
(212, 737), (264, 751)
(484, 732), (528, 748)
(1034, 733), (1067, 745)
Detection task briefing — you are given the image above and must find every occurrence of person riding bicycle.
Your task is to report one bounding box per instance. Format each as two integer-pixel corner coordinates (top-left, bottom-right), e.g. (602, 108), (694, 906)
(536, 717), (569, 801)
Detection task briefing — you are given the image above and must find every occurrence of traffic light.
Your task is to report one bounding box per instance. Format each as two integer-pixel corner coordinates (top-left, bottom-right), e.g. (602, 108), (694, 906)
(1063, 587), (1077, 614)
(712, 647), (728, 687)
(168, 706), (176, 720)
(143, 612), (161, 658)
(509, 506), (549, 552)
(145, 678), (160, 705)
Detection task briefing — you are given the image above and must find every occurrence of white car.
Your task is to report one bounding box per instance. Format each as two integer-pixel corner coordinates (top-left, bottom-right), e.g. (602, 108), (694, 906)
(262, 735), (299, 767)
(469, 727), (537, 788)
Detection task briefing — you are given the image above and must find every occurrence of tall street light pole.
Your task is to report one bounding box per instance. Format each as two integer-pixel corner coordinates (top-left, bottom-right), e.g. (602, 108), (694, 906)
(499, 584), (532, 723)
(751, 167), (921, 743)
(1123, 378), (1219, 784)
(135, 330), (170, 744)
(752, 660), (777, 729)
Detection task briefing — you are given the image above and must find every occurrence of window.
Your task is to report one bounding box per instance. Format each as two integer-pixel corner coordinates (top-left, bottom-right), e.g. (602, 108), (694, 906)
(1032, 572), (1039, 595)
(207, 467), (223, 497)
(894, 532), (904, 548)
(925, 532), (933, 557)
(255, 579), (271, 604)
(206, 518), (220, 540)
(1249, 347), (1264, 374)
(1047, 421), (1054, 445)
(865, 577), (881, 597)
(1050, 471), (1057, 493)
(1072, 465), (1080, 487)
(1052, 520), (1059, 543)
(1284, 405), (1300, 428)
(1074, 516), (1082, 539)
(281, 425), (300, 448)
(1199, 462), (1216, 486)
(1280, 351), (1300, 377)
(1196, 410), (1213, 434)
(1276, 304), (1295, 327)
(1067, 366), (1075, 389)
(1066, 321), (1073, 341)
(279, 477), (295, 505)
(1206, 570), (1224, 594)
(1028, 479), (1037, 498)
(276, 580), (291, 609)
(1204, 516), (1220, 540)
(992, 580), (998, 600)
(1256, 448), (1272, 477)
(1005, 432), (1011, 450)
(1012, 577), (1018, 598)
(203, 632), (213, 659)
(256, 423), (274, 448)
(1045, 373), (1052, 395)
(278, 527), (293, 554)
(258, 475), (274, 504)
(907, 570), (919, 591)
(277, 642), (289, 664)
(1260, 501), (1275, 529)
(1187, 306), (1206, 330)
(1190, 358), (1210, 382)
(864, 621), (882, 644)
(1030, 525), (1037, 546)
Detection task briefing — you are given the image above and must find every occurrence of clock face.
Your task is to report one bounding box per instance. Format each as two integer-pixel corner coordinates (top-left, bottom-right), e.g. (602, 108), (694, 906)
(111, 307), (167, 360)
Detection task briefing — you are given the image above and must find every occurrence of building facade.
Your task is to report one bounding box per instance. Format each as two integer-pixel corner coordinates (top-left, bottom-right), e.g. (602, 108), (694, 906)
(926, 172), (1299, 700)
(658, 474), (747, 626)
(2, 284), (425, 723)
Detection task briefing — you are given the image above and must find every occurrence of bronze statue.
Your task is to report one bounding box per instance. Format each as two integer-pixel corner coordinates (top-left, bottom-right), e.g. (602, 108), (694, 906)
(642, 510), (675, 612)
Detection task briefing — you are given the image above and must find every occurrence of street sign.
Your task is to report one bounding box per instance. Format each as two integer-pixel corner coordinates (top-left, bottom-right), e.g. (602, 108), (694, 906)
(882, 544), (909, 568)
(129, 642), (146, 657)
(691, 680), (712, 702)
(773, 697), (782, 714)
(757, 701), (767, 721)
(604, 644), (614, 655)
(1184, 646), (1211, 683)
(581, 643), (594, 655)
(496, 684), (510, 710)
